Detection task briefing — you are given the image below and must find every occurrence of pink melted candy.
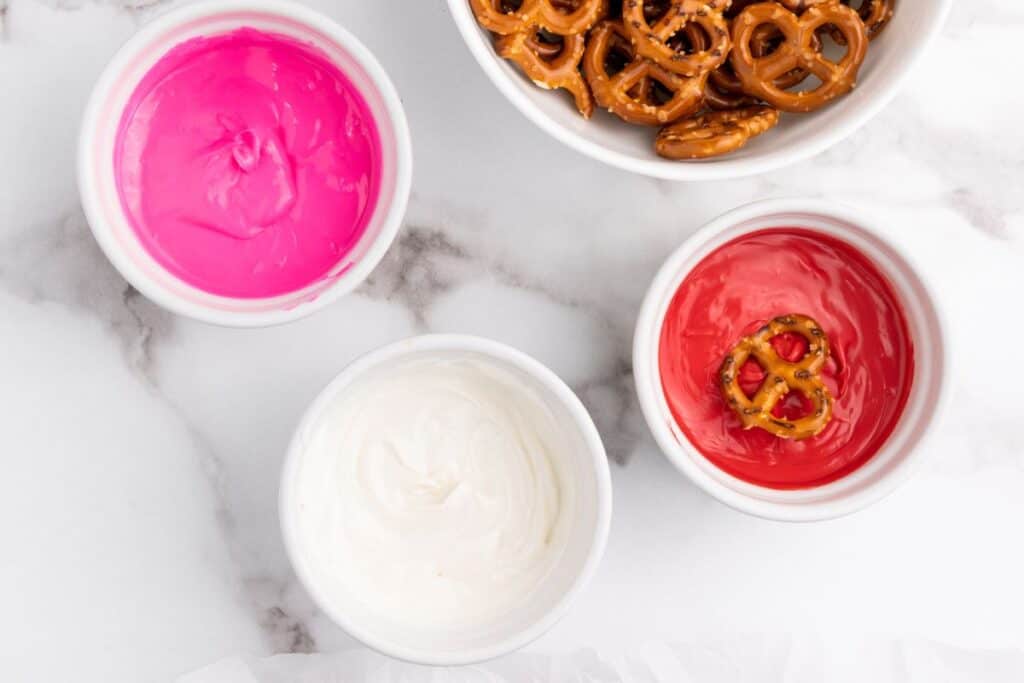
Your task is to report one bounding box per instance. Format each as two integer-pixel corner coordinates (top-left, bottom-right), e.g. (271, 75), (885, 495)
(115, 28), (382, 298)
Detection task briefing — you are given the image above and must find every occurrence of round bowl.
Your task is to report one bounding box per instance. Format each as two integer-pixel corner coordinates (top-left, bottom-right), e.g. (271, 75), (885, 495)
(633, 198), (950, 521)
(280, 334), (612, 665)
(446, 0), (951, 181)
(78, 0), (412, 327)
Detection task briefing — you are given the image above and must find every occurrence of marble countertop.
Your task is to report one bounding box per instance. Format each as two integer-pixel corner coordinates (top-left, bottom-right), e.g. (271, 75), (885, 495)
(2, 1), (1022, 680)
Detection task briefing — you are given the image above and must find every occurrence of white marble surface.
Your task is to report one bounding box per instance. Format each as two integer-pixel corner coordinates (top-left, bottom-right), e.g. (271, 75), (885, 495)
(1, 1), (1022, 681)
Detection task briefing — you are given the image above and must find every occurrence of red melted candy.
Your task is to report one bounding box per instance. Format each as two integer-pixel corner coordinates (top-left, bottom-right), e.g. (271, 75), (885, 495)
(658, 228), (914, 489)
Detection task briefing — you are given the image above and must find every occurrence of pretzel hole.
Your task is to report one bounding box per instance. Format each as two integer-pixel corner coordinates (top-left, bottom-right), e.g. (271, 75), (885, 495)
(497, 0), (525, 13)
(648, 78), (676, 105)
(789, 73), (823, 93)
(667, 25), (711, 56)
(603, 36), (635, 76)
(738, 358), (767, 399)
(531, 29), (566, 61)
(771, 390), (815, 421)
(843, 0), (875, 20)
(750, 23), (787, 58)
(816, 24), (852, 61)
(643, 0), (673, 24)
(770, 332), (810, 362)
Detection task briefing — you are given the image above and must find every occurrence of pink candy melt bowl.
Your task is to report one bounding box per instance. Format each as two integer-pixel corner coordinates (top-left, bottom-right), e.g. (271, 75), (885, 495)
(79, 0), (412, 326)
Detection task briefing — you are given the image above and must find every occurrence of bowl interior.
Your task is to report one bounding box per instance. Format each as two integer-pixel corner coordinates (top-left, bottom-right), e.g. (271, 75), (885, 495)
(635, 204), (947, 519)
(447, 0), (948, 179)
(81, 2), (406, 320)
(281, 341), (608, 663)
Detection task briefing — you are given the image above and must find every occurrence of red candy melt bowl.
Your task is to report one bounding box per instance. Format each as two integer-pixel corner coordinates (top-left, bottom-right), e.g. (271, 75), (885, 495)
(633, 198), (950, 521)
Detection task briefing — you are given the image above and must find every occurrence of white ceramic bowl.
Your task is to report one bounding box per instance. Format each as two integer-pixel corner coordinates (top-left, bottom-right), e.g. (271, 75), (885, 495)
(280, 334), (612, 665)
(446, 0), (951, 181)
(78, 0), (412, 327)
(633, 198), (950, 521)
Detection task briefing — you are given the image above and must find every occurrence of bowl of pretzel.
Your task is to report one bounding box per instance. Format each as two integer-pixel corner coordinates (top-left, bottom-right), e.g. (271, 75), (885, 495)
(448, 0), (951, 180)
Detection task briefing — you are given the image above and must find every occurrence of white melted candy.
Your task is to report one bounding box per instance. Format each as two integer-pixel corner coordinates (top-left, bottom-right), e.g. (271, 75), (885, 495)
(293, 356), (575, 628)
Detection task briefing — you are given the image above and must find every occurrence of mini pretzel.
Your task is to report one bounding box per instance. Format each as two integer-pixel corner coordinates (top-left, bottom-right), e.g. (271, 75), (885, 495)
(707, 25), (820, 103)
(469, 0), (608, 35)
(655, 105), (778, 158)
(672, 23), (758, 109)
(583, 20), (706, 125)
(622, 0), (731, 77)
(498, 30), (594, 117)
(718, 314), (833, 440)
(730, 1), (868, 113)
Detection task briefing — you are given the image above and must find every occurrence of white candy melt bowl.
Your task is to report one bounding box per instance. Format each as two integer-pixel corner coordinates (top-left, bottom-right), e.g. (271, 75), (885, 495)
(78, 0), (411, 327)
(446, 0), (951, 180)
(633, 198), (950, 521)
(280, 335), (612, 665)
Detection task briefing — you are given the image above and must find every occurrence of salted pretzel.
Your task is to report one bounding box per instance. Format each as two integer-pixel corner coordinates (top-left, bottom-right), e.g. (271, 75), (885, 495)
(584, 20), (706, 125)
(705, 24), (820, 105)
(718, 314), (834, 440)
(655, 105), (778, 158)
(730, 1), (868, 113)
(666, 23), (755, 109)
(498, 30), (594, 117)
(470, 0), (608, 35)
(622, 0), (732, 77)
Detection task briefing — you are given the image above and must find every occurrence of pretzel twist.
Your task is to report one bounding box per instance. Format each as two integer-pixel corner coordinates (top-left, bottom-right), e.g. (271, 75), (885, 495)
(719, 314), (834, 440)
(622, 0), (732, 77)
(655, 105), (778, 158)
(730, 1), (868, 113)
(498, 30), (594, 117)
(470, 0), (609, 35)
(584, 20), (706, 125)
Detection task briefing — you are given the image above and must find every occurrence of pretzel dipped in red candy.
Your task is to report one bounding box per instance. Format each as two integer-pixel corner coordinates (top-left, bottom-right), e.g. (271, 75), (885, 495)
(470, 0), (609, 35)
(498, 30), (594, 117)
(718, 314), (834, 440)
(730, 1), (868, 113)
(584, 20), (706, 125)
(655, 105), (778, 158)
(621, 0), (732, 77)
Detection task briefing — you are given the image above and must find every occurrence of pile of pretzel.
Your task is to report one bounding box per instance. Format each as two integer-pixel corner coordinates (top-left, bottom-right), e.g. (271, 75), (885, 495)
(469, 0), (893, 159)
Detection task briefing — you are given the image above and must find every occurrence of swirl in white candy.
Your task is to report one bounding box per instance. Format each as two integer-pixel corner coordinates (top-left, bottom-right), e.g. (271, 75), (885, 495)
(292, 356), (575, 628)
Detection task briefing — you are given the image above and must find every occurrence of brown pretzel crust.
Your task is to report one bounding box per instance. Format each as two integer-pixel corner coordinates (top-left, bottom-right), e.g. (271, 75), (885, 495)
(584, 20), (706, 125)
(655, 105), (778, 158)
(470, 0), (609, 35)
(719, 314), (834, 440)
(498, 30), (594, 117)
(730, 1), (868, 113)
(622, 0), (732, 77)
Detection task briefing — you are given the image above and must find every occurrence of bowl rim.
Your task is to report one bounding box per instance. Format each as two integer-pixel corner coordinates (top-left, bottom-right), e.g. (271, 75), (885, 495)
(278, 333), (614, 665)
(77, 0), (413, 327)
(445, 0), (953, 181)
(632, 197), (953, 521)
